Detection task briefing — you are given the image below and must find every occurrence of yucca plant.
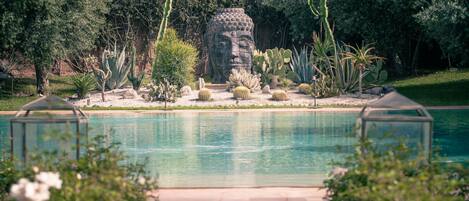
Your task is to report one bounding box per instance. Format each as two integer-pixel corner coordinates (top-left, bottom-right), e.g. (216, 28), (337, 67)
(342, 44), (383, 97)
(71, 74), (96, 99)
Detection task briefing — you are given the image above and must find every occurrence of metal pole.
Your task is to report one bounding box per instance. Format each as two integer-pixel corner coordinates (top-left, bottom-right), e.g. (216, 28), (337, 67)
(76, 121), (80, 160)
(10, 121), (14, 160)
(22, 123), (26, 164)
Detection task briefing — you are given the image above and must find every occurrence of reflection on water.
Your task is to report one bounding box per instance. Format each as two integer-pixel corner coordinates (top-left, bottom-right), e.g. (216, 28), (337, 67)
(1, 110), (468, 187)
(87, 112), (357, 187)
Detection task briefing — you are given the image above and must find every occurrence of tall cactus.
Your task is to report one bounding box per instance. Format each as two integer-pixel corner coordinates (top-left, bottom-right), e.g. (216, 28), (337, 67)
(93, 62), (111, 102)
(155, 0), (173, 53)
(308, 0), (337, 63)
(127, 45), (145, 91)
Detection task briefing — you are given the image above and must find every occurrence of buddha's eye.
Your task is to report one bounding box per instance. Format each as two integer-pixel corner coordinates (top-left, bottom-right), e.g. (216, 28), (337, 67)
(217, 41), (228, 47)
(239, 41), (250, 48)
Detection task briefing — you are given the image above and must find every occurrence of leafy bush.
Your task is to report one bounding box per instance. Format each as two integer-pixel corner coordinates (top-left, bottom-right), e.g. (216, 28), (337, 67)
(0, 136), (157, 201)
(415, 0), (469, 67)
(227, 68), (261, 92)
(325, 139), (468, 201)
(152, 28), (197, 88)
(298, 83), (312, 94)
(271, 90), (289, 101)
(70, 74), (96, 99)
(233, 86), (250, 100)
(198, 88), (211, 101)
(148, 78), (178, 103)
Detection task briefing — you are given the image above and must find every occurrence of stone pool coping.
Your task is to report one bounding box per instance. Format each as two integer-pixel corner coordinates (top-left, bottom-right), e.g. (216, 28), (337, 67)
(157, 187), (327, 201)
(0, 106), (468, 115)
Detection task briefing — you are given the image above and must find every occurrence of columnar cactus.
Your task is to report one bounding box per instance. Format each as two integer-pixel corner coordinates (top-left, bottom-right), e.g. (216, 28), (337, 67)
(127, 46), (144, 91)
(155, 0), (173, 53)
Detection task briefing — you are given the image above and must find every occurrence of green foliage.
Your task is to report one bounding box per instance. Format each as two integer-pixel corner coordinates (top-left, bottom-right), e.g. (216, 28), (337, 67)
(0, 0), (108, 94)
(290, 47), (317, 84)
(148, 78), (178, 103)
(127, 46), (144, 91)
(415, 0), (469, 67)
(0, 136), (157, 201)
(329, 0), (423, 71)
(233, 86), (251, 100)
(271, 90), (289, 101)
(70, 74), (96, 99)
(324, 139), (468, 201)
(152, 29), (197, 88)
(99, 46), (133, 90)
(298, 83), (312, 94)
(227, 68), (261, 92)
(364, 60), (388, 85)
(198, 88), (212, 101)
(313, 75), (340, 98)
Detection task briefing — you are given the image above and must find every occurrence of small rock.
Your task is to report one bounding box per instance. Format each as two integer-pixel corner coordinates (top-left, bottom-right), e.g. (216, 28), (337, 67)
(122, 89), (139, 99)
(262, 85), (271, 94)
(197, 78), (205, 90)
(180, 86), (192, 96)
(382, 86), (395, 94)
(365, 87), (383, 95)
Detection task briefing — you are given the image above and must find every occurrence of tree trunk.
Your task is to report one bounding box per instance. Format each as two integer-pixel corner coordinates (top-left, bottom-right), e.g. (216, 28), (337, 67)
(35, 65), (49, 95)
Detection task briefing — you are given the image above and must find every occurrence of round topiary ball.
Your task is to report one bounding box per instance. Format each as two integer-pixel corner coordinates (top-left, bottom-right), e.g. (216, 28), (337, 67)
(233, 86), (250, 100)
(298, 83), (312, 95)
(272, 90), (289, 101)
(198, 88), (212, 101)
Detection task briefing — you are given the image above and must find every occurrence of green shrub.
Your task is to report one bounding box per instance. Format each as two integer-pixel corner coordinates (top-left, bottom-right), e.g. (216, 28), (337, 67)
(271, 90), (289, 101)
(0, 136), (157, 201)
(324, 139), (468, 201)
(198, 88), (211, 101)
(298, 83), (312, 94)
(152, 28), (198, 88)
(233, 86), (250, 100)
(70, 74), (96, 99)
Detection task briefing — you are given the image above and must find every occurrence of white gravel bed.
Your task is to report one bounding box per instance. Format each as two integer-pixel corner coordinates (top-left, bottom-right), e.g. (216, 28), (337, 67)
(69, 88), (378, 108)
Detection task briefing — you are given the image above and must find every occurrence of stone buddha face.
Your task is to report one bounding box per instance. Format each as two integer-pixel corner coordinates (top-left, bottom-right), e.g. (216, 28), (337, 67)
(207, 8), (255, 83)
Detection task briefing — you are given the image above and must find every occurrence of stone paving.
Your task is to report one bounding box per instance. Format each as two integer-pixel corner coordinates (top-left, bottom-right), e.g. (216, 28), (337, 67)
(158, 188), (327, 201)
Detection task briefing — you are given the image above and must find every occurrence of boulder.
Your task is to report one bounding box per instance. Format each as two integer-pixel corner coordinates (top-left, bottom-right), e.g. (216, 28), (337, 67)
(262, 85), (271, 94)
(122, 89), (139, 99)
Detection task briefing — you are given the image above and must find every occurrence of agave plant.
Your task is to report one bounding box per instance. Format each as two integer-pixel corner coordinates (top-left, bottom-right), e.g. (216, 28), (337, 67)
(97, 46), (132, 90)
(290, 46), (322, 84)
(342, 44), (383, 96)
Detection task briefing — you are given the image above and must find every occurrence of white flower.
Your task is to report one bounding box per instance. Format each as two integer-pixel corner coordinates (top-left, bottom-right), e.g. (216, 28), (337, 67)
(76, 173), (82, 180)
(32, 166), (39, 173)
(330, 167), (348, 178)
(138, 176), (146, 185)
(10, 178), (50, 201)
(35, 172), (62, 189)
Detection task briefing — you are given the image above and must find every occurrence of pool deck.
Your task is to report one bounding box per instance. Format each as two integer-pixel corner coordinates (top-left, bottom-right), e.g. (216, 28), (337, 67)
(157, 187), (327, 201)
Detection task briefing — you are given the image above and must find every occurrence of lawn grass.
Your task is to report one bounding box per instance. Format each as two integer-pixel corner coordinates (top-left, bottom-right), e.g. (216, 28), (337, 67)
(390, 70), (469, 106)
(0, 76), (75, 111)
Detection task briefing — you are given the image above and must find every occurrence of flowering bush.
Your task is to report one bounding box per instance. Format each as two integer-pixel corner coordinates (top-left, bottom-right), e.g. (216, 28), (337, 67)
(0, 136), (157, 201)
(324, 139), (469, 201)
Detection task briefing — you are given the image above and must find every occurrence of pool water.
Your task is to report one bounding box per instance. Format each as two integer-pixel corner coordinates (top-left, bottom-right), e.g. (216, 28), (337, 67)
(0, 110), (468, 187)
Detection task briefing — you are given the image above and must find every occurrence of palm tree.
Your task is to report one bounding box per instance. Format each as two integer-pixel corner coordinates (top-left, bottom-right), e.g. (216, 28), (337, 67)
(342, 44), (383, 97)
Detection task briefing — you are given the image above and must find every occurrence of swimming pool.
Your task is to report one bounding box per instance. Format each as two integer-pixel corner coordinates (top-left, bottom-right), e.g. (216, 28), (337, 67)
(0, 109), (468, 187)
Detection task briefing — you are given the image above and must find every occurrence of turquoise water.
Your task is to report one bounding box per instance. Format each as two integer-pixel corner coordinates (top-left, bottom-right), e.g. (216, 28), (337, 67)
(1, 110), (468, 187)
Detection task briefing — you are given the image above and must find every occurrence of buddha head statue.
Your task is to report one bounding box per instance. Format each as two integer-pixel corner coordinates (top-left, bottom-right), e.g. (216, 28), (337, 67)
(206, 8), (255, 83)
